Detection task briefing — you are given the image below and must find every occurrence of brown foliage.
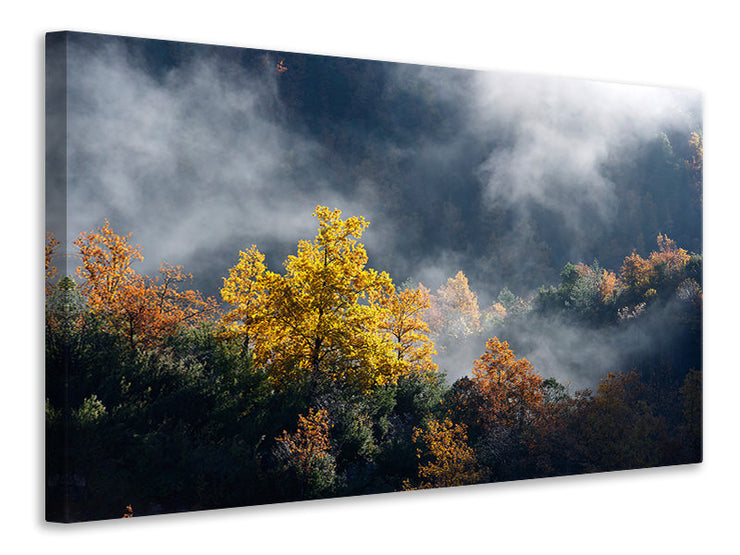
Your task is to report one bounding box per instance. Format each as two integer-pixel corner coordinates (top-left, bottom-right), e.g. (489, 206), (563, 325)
(576, 371), (668, 471)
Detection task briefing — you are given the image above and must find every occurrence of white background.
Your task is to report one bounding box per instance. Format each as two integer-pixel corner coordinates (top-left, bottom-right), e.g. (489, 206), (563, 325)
(4, 1), (737, 553)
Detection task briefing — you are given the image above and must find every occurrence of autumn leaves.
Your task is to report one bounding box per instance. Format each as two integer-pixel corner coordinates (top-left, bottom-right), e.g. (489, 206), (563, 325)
(46, 206), (550, 407)
(46, 207), (444, 390)
(219, 206), (437, 392)
(69, 221), (218, 349)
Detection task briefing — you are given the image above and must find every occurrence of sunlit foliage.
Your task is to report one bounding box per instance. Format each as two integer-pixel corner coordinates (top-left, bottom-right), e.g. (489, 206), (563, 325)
(472, 337), (544, 430)
(373, 283), (437, 375)
(276, 408), (333, 475)
(219, 245), (268, 354)
(45, 207), (701, 521)
(74, 221), (218, 349)
(619, 234), (691, 303)
(427, 270), (482, 339)
(404, 417), (485, 490)
(275, 408), (338, 498)
(221, 206), (421, 392)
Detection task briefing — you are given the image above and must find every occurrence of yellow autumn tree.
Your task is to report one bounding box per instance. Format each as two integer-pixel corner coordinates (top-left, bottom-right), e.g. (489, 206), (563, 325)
(219, 245), (268, 355)
(403, 417), (485, 490)
(619, 251), (651, 297)
(426, 271), (481, 339)
(222, 206), (409, 392)
(373, 283), (437, 376)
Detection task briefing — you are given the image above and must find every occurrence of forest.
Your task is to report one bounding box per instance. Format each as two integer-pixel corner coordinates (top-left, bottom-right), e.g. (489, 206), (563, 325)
(45, 204), (701, 522)
(45, 32), (703, 523)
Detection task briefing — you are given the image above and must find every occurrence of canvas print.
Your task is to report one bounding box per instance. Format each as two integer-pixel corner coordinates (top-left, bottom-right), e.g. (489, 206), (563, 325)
(45, 31), (702, 523)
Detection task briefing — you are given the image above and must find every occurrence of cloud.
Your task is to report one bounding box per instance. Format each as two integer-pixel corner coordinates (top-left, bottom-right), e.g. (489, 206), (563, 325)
(65, 36), (366, 293)
(61, 35), (701, 312)
(472, 72), (700, 225)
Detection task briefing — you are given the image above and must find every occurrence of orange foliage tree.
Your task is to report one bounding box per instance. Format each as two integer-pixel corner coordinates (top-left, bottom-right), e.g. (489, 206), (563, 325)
(403, 417), (485, 490)
(74, 221), (218, 349)
(619, 234), (690, 301)
(275, 408), (333, 475)
(574, 262), (619, 304)
(653, 234), (691, 275)
(471, 337), (544, 430)
(45, 231), (60, 297)
(598, 268), (619, 303)
(74, 221), (144, 310)
(275, 408), (337, 497)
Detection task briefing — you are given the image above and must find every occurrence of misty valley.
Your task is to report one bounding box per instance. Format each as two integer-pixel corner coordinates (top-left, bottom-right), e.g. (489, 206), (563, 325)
(46, 32), (702, 522)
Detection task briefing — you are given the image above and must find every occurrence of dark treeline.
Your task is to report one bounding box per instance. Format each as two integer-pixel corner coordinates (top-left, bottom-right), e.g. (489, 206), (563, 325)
(45, 211), (701, 522)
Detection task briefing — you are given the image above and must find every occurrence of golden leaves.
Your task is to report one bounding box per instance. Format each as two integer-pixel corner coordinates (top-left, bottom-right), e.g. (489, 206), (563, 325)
(426, 271), (481, 339)
(219, 245), (268, 350)
(275, 408), (332, 474)
(619, 234), (691, 300)
(374, 283), (437, 376)
(404, 417), (484, 490)
(220, 206), (430, 393)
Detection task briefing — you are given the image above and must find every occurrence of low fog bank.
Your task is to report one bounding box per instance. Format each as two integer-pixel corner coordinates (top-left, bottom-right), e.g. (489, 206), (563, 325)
(433, 295), (700, 392)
